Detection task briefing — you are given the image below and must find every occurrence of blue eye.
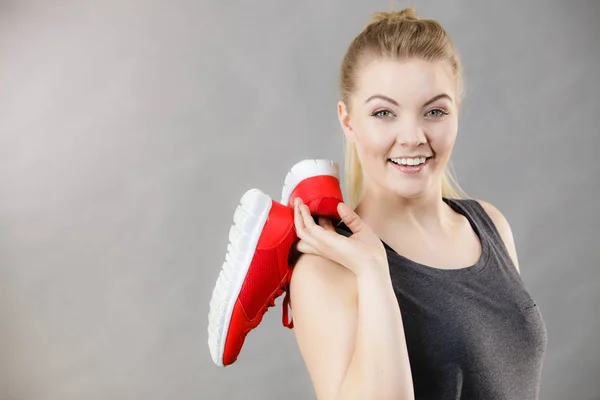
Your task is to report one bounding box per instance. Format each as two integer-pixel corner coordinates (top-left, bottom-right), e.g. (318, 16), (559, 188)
(372, 110), (393, 118)
(427, 109), (449, 117)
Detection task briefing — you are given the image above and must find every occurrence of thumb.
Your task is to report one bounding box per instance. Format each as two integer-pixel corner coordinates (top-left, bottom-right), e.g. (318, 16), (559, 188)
(337, 202), (364, 234)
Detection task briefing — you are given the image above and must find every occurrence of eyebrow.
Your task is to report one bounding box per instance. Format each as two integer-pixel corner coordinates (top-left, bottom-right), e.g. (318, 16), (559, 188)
(365, 93), (453, 107)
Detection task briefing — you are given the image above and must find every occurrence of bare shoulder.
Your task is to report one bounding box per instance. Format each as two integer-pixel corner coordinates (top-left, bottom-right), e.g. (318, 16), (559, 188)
(476, 199), (520, 273)
(289, 253), (357, 313)
(289, 253), (357, 400)
(291, 253), (356, 294)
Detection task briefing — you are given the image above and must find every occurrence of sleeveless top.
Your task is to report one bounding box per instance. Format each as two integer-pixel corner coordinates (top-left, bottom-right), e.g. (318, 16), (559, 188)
(335, 198), (547, 400)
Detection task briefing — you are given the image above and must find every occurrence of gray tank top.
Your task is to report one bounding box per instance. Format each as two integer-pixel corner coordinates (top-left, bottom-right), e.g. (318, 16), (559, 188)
(336, 198), (547, 399)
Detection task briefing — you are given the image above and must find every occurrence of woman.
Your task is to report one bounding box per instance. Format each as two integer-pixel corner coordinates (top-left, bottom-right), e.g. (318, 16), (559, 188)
(289, 7), (547, 400)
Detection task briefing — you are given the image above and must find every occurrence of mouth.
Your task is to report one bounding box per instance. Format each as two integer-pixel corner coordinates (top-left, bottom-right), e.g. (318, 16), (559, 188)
(388, 156), (433, 174)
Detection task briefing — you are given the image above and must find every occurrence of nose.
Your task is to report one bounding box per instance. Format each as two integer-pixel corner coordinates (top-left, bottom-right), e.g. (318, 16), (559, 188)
(395, 119), (427, 147)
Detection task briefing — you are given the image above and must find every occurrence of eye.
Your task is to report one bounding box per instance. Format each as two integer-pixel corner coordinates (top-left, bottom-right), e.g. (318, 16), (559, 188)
(371, 109), (394, 118)
(426, 108), (449, 118)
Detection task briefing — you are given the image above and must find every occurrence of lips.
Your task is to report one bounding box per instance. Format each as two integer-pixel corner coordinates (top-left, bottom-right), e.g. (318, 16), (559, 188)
(388, 156), (432, 167)
(388, 157), (432, 174)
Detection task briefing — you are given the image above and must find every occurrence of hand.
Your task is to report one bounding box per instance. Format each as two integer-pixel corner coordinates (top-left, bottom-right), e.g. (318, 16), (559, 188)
(292, 197), (388, 275)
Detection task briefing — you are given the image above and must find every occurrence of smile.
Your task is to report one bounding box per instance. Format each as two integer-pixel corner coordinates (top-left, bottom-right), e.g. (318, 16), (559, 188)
(388, 156), (432, 174)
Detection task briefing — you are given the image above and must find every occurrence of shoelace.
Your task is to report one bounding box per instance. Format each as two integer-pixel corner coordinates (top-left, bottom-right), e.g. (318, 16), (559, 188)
(255, 282), (294, 329)
(282, 288), (293, 329)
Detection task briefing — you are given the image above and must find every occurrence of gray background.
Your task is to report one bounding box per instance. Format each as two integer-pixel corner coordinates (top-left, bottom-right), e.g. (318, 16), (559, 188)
(0, 0), (598, 399)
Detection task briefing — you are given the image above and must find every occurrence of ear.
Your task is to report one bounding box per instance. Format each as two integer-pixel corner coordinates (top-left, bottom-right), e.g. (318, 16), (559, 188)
(337, 100), (356, 143)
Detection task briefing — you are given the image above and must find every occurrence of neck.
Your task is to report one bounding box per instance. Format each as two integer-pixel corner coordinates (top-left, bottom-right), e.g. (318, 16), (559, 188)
(354, 183), (454, 239)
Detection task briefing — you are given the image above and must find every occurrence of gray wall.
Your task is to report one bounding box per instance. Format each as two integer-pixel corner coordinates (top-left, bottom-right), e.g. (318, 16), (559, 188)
(0, 0), (598, 399)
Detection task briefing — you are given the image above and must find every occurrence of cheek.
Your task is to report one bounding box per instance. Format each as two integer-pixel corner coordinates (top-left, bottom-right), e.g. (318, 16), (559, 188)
(353, 121), (395, 155)
(428, 122), (457, 156)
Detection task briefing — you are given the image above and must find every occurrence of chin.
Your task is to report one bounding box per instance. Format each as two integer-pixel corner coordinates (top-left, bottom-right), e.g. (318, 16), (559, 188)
(383, 161), (443, 200)
(391, 186), (429, 200)
(384, 176), (438, 200)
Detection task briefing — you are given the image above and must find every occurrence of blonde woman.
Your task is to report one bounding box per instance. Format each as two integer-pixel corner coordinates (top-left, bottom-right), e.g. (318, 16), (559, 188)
(290, 7), (547, 400)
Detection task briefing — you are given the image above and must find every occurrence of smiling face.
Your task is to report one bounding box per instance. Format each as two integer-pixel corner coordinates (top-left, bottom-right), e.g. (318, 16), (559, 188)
(339, 56), (459, 201)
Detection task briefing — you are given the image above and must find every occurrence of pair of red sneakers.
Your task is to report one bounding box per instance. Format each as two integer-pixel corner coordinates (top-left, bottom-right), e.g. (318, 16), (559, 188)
(207, 159), (344, 367)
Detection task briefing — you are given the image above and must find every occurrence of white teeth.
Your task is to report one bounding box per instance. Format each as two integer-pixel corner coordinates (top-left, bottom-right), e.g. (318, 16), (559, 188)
(390, 157), (427, 166)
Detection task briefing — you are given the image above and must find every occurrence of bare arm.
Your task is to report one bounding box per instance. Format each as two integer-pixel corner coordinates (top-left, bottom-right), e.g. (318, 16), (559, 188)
(290, 253), (414, 400)
(338, 262), (414, 400)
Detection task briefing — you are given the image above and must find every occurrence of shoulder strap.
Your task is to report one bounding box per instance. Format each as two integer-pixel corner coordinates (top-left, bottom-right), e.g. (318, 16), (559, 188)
(445, 198), (514, 262)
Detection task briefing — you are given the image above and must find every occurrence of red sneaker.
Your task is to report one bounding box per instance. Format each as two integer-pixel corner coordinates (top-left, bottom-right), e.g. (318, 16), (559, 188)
(207, 160), (344, 367)
(280, 159), (344, 220)
(278, 159), (344, 329)
(207, 188), (296, 367)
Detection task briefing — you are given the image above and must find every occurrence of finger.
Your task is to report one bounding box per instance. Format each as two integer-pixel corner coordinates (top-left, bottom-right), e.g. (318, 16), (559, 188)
(294, 202), (321, 249)
(301, 205), (333, 245)
(318, 217), (335, 232)
(295, 239), (318, 255)
(337, 202), (365, 234)
(304, 207), (345, 257)
(294, 199), (307, 235)
(300, 203), (319, 232)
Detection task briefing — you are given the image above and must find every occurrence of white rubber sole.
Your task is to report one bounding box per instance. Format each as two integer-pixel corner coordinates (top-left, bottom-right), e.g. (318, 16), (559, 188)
(207, 188), (272, 367)
(280, 159), (340, 205)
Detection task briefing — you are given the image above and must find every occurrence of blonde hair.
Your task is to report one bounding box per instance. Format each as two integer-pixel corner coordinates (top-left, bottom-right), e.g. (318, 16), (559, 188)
(340, 7), (468, 208)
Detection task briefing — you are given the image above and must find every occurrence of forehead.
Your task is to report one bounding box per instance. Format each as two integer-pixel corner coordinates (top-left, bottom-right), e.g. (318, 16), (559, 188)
(353, 57), (456, 104)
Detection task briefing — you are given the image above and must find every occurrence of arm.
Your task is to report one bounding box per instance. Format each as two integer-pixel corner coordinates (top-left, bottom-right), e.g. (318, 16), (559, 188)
(477, 200), (520, 273)
(290, 253), (414, 400)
